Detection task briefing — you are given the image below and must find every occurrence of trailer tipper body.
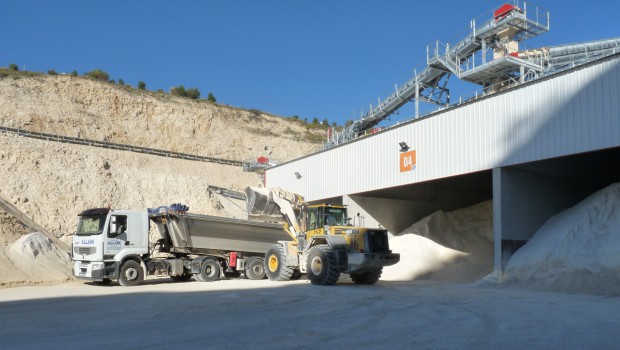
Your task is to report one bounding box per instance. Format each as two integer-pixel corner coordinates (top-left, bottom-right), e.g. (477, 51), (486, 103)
(72, 205), (287, 286)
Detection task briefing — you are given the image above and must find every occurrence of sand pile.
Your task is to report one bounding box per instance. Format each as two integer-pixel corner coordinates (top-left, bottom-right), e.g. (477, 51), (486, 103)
(0, 207), (73, 288)
(382, 201), (493, 282)
(503, 182), (620, 295)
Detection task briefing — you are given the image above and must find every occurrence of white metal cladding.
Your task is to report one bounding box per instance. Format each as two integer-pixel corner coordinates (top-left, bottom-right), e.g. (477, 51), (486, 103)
(267, 55), (620, 202)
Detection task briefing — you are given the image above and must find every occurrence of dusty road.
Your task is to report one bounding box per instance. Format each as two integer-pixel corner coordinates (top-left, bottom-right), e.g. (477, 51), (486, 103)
(1, 278), (619, 349)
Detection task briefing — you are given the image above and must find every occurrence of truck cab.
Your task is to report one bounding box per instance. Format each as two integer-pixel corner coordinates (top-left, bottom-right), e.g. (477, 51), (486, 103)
(72, 208), (149, 284)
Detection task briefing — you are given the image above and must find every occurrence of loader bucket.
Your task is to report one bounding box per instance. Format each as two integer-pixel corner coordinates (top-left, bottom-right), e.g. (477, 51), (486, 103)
(245, 187), (305, 223)
(245, 187), (285, 222)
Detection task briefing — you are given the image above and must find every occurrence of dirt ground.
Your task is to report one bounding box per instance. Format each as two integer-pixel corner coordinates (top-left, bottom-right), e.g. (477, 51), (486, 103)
(1, 278), (619, 349)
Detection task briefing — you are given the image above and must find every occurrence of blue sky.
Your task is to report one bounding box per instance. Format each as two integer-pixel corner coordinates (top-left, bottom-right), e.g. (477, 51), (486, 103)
(2, 1), (619, 127)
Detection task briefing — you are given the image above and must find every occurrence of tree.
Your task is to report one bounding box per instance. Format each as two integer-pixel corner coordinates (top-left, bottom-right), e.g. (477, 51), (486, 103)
(171, 85), (186, 96)
(138, 81), (146, 90)
(47, 70), (57, 75)
(186, 87), (200, 99)
(312, 117), (319, 125)
(8, 63), (18, 71)
(207, 92), (216, 103)
(322, 118), (329, 126)
(85, 69), (109, 81)
(118, 79), (125, 86)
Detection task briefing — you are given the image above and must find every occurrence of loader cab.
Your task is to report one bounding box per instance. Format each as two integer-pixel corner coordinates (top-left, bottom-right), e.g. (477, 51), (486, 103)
(303, 205), (348, 233)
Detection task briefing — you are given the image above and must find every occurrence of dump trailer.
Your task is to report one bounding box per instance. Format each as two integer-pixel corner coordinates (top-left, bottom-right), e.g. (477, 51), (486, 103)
(246, 187), (400, 286)
(71, 204), (289, 286)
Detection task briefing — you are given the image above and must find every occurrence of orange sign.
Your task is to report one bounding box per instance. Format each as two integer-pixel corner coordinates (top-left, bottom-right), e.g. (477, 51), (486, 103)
(399, 150), (416, 172)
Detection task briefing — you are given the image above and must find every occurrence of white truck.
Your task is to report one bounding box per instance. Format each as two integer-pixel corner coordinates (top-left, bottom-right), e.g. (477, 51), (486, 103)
(71, 204), (289, 286)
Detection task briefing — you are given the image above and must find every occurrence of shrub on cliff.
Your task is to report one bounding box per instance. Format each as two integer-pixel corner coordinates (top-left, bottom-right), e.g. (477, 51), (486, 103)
(84, 69), (110, 82)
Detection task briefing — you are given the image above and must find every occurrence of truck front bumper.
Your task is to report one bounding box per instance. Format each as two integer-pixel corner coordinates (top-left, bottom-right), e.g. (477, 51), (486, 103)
(73, 261), (119, 281)
(73, 261), (105, 280)
(347, 252), (400, 272)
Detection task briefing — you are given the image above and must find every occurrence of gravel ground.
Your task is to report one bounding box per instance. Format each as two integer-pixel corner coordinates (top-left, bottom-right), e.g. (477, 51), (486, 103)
(1, 278), (619, 350)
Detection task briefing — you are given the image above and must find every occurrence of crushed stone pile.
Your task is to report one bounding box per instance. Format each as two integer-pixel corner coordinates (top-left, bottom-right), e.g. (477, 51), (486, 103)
(382, 201), (493, 282)
(503, 182), (620, 296)
(0, 207), (73, 288)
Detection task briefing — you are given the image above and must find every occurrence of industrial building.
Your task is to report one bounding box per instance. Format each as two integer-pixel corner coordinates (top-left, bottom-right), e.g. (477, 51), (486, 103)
(265, 3), (620, 277)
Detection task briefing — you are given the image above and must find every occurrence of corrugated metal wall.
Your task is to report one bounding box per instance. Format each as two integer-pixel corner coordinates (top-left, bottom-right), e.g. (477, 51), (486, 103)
(267, 55), (620, 201)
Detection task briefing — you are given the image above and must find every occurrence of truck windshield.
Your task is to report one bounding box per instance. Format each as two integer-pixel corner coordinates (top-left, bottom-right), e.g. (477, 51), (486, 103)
(324, 207), (347, 226)
(76, 215), (107, 235)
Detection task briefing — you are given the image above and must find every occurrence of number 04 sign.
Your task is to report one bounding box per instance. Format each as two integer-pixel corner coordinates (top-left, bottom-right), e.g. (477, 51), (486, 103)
(399, 150), (417, 172)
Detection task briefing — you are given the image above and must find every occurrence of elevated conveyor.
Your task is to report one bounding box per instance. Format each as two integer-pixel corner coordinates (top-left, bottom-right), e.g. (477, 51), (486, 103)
(325, 2), (620, 149)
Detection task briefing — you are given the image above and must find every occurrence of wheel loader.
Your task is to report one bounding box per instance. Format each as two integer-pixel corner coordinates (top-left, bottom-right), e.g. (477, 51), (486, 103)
(245, 187), (400, 285)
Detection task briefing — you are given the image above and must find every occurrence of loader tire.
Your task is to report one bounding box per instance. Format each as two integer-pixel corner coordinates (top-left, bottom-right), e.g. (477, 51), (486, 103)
(265, 245), (293, 281)
(351, 268), (382, 285)
(306, 244), (339, 286)
(197, 258), (220, 282)
(245, 257), (266, 280)
(118, 260), (144, 287)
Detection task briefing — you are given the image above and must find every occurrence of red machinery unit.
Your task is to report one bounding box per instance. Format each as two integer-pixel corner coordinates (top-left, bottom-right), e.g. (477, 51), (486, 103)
(494, 3), (515, 21)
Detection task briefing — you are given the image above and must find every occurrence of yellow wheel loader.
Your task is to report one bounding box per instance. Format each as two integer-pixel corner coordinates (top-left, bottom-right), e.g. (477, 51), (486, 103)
(246, 187), (400, 286)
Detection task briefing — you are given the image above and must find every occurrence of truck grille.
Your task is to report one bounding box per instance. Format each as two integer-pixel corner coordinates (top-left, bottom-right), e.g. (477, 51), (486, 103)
(366, 230), (390, 253)
(74, 247), (93, 255)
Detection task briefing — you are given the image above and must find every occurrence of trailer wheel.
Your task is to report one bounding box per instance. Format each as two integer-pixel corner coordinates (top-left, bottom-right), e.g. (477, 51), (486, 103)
(306, 244), (339, 286)
(197, 258), (220, 282)
(245, 257), (266, 280)
(265, 245), (293, 281)
(351, 268), (382, 285)
(118, 260), (144, 287)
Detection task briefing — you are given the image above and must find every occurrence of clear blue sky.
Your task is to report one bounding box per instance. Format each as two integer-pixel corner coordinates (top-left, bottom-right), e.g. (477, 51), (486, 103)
(2, 1), (619, 127)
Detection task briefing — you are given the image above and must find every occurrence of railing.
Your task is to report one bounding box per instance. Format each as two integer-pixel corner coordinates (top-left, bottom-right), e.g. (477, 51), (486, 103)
(0, 126), (243, 167)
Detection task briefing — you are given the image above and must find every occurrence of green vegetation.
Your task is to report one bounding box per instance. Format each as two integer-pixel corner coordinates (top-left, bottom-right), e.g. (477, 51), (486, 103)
(47, 70), (57, 75)
(138, 81), (146, 90)
(9, 63), (18, 71)
(171, 85), (201, 99)
(207, 92), (216, 103)
(84, 69), (110, 82)
(118, 79), (124, 86)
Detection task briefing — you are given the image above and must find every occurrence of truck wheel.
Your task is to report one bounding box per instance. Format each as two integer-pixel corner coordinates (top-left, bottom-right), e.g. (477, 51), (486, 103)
(197, 258), (220, 282)
(265, 245), (293, 281)
(351, 268), (383, 285)
(306, 244), (339, 286)
(245, 257), (266, 280)
(119, 260), (144, 287)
